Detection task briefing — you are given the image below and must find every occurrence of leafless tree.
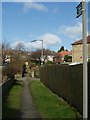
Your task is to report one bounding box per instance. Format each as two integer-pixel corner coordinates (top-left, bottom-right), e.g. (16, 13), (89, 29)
(14, 42), (25, 52)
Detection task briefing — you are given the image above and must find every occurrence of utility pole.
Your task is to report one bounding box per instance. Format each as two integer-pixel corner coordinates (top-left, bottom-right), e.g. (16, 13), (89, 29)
(82, 0), (88, 118)
(41, 40), (44, 65)
(31, 40), (44, 65)
(76, 0), (87, 118)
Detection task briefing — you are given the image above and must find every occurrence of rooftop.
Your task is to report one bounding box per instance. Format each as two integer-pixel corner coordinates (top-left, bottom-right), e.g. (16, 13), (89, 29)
(71, 35), (90, 45)
(58, 50), (72, 57)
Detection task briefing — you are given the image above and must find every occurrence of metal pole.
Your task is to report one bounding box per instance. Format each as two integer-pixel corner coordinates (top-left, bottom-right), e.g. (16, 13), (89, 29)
(41, 40), (43, 65)
(31, 40), (44, 65)
(82, 0), (88, 118)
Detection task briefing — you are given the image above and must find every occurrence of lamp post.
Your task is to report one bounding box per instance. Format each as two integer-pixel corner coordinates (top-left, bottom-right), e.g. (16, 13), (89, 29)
(82, 0), (87, 118)
(31, 40), (44, 65)
(76, 1), (87, 118)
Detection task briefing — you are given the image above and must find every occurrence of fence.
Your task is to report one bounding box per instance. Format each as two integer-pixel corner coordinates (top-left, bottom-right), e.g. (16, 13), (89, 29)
(40, 63), (90, 115)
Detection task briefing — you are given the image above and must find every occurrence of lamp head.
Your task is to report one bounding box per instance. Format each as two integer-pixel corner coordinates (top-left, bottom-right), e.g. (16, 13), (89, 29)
(31, 40), (37, 42)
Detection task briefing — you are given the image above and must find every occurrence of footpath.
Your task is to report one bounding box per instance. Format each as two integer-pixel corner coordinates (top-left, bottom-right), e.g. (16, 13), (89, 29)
(18, 76), (41, 119)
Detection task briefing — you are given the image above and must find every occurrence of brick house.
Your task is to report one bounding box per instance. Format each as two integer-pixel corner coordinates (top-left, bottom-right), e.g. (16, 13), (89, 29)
(58, 50), (72, 62)
(71, 35), (90, 62)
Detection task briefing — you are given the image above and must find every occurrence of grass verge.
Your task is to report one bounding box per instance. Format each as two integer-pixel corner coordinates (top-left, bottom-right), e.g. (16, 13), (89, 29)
(29, 80), (82, 118)
(2, 80), (23, 118)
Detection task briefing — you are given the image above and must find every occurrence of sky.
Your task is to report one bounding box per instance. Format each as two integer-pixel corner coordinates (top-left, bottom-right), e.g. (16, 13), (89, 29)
(1, 1), (90, 52)
(88, 1), (90, 34)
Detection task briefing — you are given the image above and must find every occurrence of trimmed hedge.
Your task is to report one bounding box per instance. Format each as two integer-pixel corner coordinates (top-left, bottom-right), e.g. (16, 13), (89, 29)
(40, 63), (90, 115)
(2, 76), (15, 102)
(88, 63), (90, 118)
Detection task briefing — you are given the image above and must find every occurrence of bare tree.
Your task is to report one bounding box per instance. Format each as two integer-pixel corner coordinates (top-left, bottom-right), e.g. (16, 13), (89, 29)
(14, 42), (25, 52)
(2, 41), (11, 64)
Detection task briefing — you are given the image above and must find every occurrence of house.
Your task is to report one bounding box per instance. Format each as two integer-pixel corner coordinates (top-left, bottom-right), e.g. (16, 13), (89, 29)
(71, 35), (90, 62)
(4, 55), (10, 63)
(58, 50), (72, 62)
(44, 55), (54, 63)
(0, 44), (2, 65)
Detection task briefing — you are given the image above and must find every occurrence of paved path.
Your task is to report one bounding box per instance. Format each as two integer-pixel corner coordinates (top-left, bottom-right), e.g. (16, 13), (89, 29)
(19, 77), (41, 119)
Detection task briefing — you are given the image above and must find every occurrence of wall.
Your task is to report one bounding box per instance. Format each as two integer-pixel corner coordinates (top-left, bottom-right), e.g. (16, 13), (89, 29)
(72, 44), (90, 62)
(40, 64), (87, 115)
(72, 44), (83, 62)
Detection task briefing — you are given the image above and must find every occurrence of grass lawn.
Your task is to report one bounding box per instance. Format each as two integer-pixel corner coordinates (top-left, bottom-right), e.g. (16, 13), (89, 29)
(2, 80), (23, 118)
(29, 80), (82, 118)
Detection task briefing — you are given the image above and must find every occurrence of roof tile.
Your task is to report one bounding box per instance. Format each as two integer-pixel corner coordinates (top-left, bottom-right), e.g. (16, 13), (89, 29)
(71, 35), (90, 45)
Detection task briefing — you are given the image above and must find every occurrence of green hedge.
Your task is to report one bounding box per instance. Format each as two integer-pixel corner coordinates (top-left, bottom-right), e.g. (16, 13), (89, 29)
(40, 64), (85, 115)
(40, 63), (90, 115)
(88, 63), (90, 118)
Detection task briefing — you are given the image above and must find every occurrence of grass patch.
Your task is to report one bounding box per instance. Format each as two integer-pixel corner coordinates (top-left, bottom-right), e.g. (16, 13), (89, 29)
(29, 80), (82, 118)
(2, 80), (23, 118)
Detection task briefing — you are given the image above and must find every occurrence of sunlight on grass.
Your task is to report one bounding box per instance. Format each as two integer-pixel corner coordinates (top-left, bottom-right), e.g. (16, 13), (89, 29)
(29, 80), (82, 118)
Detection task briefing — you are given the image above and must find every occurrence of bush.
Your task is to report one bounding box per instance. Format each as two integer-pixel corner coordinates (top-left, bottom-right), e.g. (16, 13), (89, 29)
(2, 63), (15, 78)
(64, 55), (72, 62)
(88, 59), (90, 62)
(34, 66), (40, 78)
(44, 61), (54, 66)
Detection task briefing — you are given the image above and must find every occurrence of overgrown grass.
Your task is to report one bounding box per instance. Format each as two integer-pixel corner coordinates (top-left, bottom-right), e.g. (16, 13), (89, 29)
(29, 80), (82, 118)
(2, 80), (23, 118)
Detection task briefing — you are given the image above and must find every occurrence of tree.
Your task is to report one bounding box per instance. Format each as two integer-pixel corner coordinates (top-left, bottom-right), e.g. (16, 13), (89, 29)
(31, 50), (41, 60)
(58, 46), (64, 52)
(64, 55), (72, 62)
(2, 41), (11, 64)
(2, 41), (10, 51)
(14, 42), (25, 52)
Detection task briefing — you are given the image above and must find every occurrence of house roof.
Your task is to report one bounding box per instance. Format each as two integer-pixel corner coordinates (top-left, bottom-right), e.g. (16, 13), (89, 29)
(71, 35), (90, 45)
(58, 50), (72, 57)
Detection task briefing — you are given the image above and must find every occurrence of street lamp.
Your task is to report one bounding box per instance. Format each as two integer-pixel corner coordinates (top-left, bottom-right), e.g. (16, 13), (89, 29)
(82, 0), (87, 118)
(76, 1), (87, 118)
(31, 40), (44, 65)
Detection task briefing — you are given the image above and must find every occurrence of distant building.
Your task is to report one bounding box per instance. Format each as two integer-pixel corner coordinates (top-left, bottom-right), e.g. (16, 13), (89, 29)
(44, 55), (54, 62)
(58, 50), (72, 62)
(0, 44), (2, 65)
(71, 35), (90, 62)
(4, 55), (10, 63)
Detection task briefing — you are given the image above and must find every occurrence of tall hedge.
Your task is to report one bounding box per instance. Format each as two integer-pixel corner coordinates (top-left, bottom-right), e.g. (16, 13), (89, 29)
(40, 63), (89, 115)
(88, 62), (90, 118)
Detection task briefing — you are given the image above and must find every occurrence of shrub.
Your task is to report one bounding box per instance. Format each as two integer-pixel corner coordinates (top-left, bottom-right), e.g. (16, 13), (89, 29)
(88, 59), (90, 63)
(2, 63), (15, 78)
(64, 55), (72, 62)
(44, 61), (54, 66)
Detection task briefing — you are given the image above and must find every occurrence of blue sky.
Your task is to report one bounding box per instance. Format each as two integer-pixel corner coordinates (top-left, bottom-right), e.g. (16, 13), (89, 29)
(88, 1), (90, 33)
(2, 2), (89, 52)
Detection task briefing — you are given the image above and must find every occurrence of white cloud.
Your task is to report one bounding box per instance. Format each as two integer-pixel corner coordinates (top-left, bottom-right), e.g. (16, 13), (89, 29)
(3, 0), (32, 2)
(11, 40), (41, 51)
(23, 2), (48, 12)
(58, 22), (82, 40)
(11, 33), (61, 51)
(2, 0), (89, 2)
(39, 33), (61, 47)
